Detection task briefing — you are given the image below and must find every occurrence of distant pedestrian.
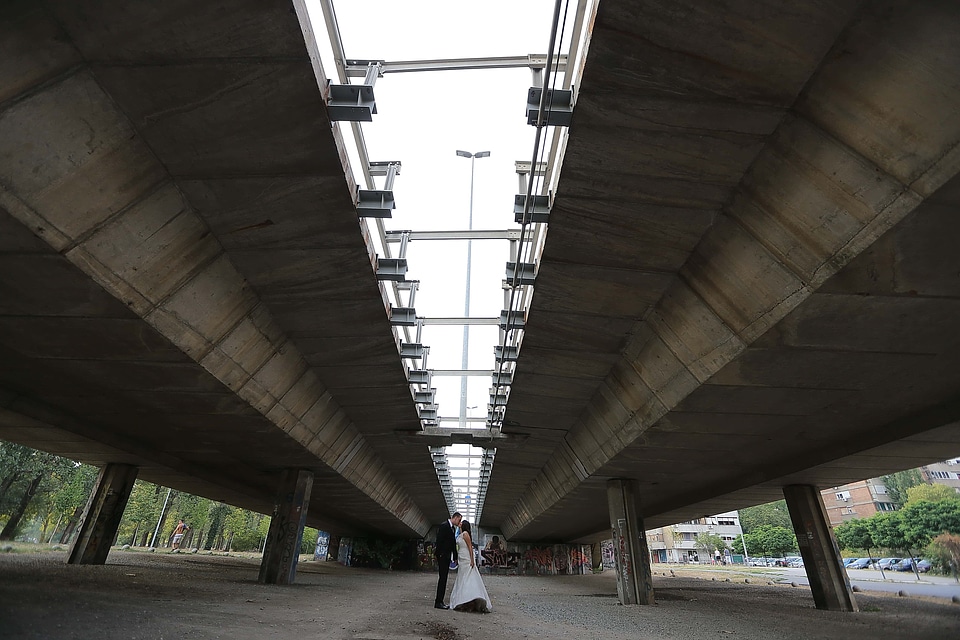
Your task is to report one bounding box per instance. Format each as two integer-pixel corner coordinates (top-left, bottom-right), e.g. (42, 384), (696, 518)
(172, 520), (186, 551)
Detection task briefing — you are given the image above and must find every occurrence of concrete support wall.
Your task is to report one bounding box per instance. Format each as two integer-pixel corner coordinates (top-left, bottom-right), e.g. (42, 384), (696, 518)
(67, 463), (138, 565)
(783, 484), (858, 612)
(258, 469), (314, 585)
(607, 478), (655, 605)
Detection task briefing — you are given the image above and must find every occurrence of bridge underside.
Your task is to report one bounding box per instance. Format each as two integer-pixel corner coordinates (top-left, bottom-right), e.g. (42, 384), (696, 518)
(484, 0), (960, 541)
(2, 0), (960, 544)
(0, 0), (447, 537)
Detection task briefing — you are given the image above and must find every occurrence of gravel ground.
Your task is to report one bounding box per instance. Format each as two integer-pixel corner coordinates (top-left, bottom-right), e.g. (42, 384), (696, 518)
(0, 549), (958, 639)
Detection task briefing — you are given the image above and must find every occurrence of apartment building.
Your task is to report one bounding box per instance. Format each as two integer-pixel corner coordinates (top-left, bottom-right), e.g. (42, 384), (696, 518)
(822, 456), (960, 526)
(645, 511), (743, 564)
(920, 457), (960, 493)
(821, 479), (896, 526)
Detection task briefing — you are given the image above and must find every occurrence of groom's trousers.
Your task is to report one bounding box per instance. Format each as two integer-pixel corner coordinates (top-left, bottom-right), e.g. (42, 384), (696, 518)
(435, 560), (450, 605)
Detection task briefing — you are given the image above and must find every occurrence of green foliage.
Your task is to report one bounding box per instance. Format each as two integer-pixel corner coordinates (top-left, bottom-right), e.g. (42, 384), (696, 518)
(927, 533), (960, 579)
(693, 532), (725, 555)
(880, 469), (923, 508)
(867, 511), (908, 555)
(301, 527), (319, 555)
(899, 500), (960, 550)
(743, 525), (797, 558)
(730, 534), (746, 556)
(0, 444), (91, 540)
(224, 508), (266, 552)
(834, 518), (875, 554)
(738, 501), (791, 534)
(906, 484), (959, 504)
(117, 481), (166, 546)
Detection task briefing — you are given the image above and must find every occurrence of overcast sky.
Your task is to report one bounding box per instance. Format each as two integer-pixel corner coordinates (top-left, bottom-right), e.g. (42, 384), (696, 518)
(302, 0), (580, 518)
(304, 1), (572, 423)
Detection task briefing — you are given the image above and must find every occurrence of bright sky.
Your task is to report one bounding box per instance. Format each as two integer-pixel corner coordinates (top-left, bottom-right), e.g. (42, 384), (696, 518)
(303, 0), (587, 522)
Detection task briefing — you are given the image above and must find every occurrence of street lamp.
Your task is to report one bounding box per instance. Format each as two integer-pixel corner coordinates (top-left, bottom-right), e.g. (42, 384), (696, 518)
(736, 510), (750, 566)
(455, 150), (490, 429)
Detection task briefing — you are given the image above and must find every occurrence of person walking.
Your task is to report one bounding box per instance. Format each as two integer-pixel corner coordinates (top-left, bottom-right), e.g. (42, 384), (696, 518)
(434, 512), (462, 609)
(171, 520), (186, 552)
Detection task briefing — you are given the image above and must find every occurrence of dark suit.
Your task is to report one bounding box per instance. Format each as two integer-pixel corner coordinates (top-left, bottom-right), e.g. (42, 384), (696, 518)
(434, 519), (456, 606)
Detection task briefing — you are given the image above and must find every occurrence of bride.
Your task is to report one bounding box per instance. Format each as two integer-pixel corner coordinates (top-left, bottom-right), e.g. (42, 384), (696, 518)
(449, 520), (492, 613)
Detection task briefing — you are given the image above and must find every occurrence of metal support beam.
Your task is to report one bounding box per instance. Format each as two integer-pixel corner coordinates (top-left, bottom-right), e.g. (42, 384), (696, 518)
(259, 469), (314, 585)
(344, 54), (568, 76)
(325, 62), (381, 121)
(385, 229), (521, 242)
(421, 317), (500, 326)
(783, 484), (858, 612)
(67, 463), (138, 565)
(606, 478), (655, 605)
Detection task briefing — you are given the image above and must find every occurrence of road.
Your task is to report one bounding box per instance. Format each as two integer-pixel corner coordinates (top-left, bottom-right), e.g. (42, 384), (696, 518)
(776, 566), (960, 600)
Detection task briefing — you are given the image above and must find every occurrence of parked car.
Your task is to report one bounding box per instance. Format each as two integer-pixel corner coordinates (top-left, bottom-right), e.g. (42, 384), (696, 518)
(848, 557), (873, 569)
(843, 558), (859, 567)
(788, 558), (804, 568)
(892, 558), (932, 573)
(875, 557), (902, 570)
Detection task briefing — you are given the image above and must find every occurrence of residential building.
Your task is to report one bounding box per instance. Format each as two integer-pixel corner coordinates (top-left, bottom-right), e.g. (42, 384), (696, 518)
(919, 457), (960, 493)
(821, 479), (896, 526)
(645, 511), (743, 564)
(822, 457), (960, 526)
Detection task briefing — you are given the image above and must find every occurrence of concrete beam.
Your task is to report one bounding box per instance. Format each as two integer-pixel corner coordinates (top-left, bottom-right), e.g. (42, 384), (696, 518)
(606, 479), (654, 605)
(259, 469), (314, 585)
(498, 0), (960, 540)
(0, 1), (434, 537)
(67, 463), (138, 565)
(783, 484), (857, 612)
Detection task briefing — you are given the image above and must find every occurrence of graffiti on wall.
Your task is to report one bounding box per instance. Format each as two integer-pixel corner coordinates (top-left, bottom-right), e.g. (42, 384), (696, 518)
(339, 532), (592, 577)
(313, 531), (330, 561)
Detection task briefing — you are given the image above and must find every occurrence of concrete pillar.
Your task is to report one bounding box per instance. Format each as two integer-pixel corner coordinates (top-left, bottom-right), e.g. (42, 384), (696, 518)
(67, 463), (138, 565)
(606, 478), (655, 605)
(258, 468), (314, 585)
(783, 484), (858, 612)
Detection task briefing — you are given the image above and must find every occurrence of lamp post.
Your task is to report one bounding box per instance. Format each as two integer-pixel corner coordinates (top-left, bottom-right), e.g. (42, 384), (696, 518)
(736, 510), (750, 566)
(455, 150), (490, 429)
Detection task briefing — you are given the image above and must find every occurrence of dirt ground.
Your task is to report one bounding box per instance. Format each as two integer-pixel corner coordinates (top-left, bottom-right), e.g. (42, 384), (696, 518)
(1, 549), (958, 640)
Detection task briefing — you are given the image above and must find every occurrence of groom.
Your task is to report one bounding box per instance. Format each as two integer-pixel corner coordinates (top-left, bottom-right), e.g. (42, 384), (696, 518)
(434, 511), (462, 609)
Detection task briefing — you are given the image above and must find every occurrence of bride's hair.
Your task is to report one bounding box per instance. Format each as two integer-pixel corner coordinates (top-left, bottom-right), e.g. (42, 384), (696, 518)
(460, 520), (472, 535)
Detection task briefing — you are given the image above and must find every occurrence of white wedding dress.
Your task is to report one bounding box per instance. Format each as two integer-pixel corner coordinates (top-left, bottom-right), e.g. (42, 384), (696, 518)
(449, 536), (492, 612)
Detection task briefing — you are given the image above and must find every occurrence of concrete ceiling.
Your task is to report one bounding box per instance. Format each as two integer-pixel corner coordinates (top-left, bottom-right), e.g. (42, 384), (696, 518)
(0, 0), (446, 537)
(2, 0), (960, 544)
(482, 0), (960, 541)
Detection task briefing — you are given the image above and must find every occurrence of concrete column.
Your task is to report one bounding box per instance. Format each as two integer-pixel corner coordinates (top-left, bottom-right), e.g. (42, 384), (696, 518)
(67, 463), (138, 565)
(258, 468), (314, 585)
(783, 484), (858, 612)
(606, 478), (655, 605)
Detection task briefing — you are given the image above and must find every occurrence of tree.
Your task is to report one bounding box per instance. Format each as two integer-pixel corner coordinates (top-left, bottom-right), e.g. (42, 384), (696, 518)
(0, 443), (34, 506)
(118, 481), (168, 546)
(899, 500), (960, 550)
(694, 532), (726, 559)
(0, 448), (76, 541)
(834, 518), (880, 563)
(760, 525), (797, 559)
(730, 534), (747, 556)
(738, 501), (791, 534)
(929, 533), (960, 582)
(742, 529), (768, 558)
(881, 469), (923, 508)
(906, 484), (959, 505)
(204, 502), (231, 550)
